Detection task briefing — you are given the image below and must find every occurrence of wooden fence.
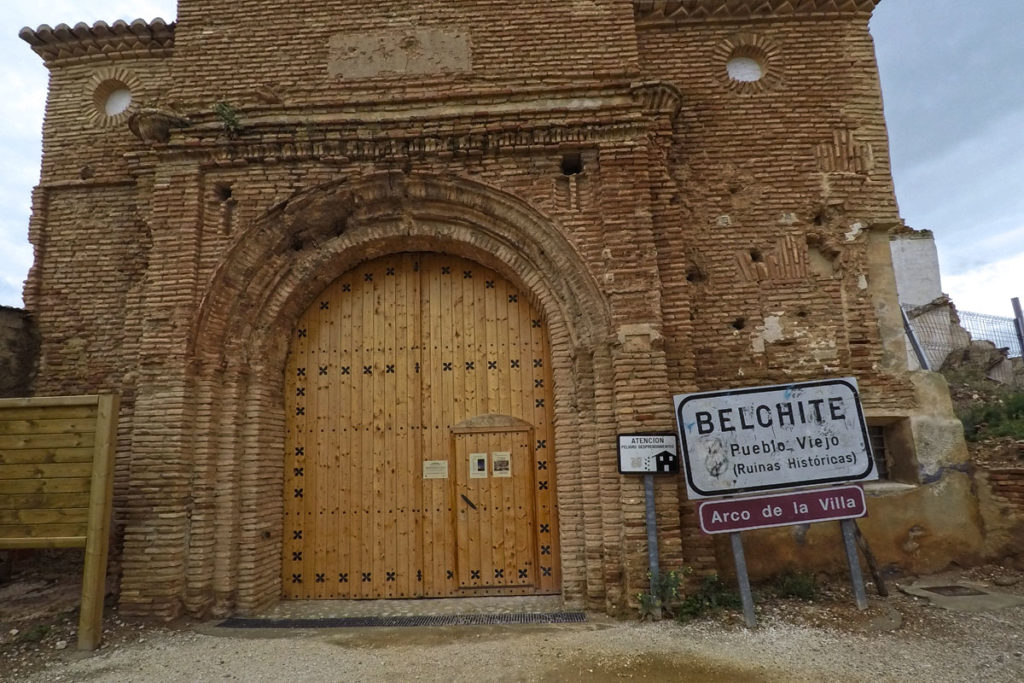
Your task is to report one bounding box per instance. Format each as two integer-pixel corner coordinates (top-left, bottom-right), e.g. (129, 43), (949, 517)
(0, 395), (119, 651)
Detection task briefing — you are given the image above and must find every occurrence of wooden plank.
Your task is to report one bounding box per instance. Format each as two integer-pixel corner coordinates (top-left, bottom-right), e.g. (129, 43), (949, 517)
(383, 256), (398, 598)
(441, 256), (457, 595)
(0, 418), (100, 436)
(338, 273), (354, 599)
(423, 256), (441, 596)
(394, 254), (410, 598)
(78, 393), (118, 651)
(0, 492), (92, 510)
(0, 433), (96, 450)
(0, 522), (89, 539)
(0, 447), (96, 465)
(0, 396), (101, 409)
(0, 536), (86, 549)
(360, 259), (375, 598)
(372, 259), (387, 598)
(0, 462), (94, 480)
(409, 254), (424, 598)
(0, 405), (97, 421)
(0, 478), (91, 495)
(0, 508), (89, 524)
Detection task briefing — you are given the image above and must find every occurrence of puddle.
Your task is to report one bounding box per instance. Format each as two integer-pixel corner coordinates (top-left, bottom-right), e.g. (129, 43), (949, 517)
(324, 623), (583, 649)
(540, 652), (780, 682)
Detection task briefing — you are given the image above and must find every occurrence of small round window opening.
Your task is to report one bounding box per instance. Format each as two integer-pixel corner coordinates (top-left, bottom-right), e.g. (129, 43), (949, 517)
(92, 79), (133, 121)
(104, 88), (133, 116)
(727, 57), (764, 83)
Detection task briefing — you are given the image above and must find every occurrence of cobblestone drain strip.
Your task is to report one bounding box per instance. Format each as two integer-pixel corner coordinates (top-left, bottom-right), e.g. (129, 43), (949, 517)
(218, 612), (586, 629)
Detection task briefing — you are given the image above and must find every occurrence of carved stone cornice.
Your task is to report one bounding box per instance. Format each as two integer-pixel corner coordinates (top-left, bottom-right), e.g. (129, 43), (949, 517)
(19, 19), (175, 67)
(634, 0), (880, 25)
(124, 120), (650, 172)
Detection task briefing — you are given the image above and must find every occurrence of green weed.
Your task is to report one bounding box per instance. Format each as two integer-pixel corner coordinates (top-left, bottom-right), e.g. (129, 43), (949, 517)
(675, 574), (742, 622)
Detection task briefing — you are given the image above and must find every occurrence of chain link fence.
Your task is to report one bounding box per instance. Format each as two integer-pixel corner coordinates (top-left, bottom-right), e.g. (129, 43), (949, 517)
(902, 304), (1021, 367)
(958, 310), (1022, 358)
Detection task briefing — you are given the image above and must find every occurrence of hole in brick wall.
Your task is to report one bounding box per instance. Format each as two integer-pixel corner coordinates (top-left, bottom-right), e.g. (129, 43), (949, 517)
(749, 249), (763, 262)
(685, 265), (706, 283)
(732, 318), (746, 331)
(796, 309), (808, 319)
(561, 153), (583, 176)
(216, 185), (233, 201)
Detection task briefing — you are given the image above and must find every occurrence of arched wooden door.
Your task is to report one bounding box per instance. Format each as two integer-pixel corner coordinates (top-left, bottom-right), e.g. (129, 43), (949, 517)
(282, 253), (560, 599)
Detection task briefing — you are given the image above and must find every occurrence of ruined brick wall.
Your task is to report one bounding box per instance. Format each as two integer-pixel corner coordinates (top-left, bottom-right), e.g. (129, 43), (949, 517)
(18, 0), (979, 619)
(634, 7), (917, 568)
(0, 307), (37, 397)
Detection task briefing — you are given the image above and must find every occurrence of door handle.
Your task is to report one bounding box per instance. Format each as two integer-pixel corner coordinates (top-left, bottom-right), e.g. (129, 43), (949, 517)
(460, 494), (477, 510)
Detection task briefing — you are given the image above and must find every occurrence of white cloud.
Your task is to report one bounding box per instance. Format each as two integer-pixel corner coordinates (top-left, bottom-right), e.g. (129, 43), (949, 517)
(943, 250), (1024, 317)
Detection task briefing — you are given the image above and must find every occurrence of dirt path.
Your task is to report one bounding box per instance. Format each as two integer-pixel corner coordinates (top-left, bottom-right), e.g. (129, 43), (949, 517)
(3, 559), (1023, 682)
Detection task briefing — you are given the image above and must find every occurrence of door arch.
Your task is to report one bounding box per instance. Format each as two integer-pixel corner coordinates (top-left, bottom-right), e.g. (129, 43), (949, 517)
(282, 252), (561, 598)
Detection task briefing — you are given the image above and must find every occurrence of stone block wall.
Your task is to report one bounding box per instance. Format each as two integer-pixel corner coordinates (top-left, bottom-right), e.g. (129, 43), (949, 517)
(0, 306), (37, 397)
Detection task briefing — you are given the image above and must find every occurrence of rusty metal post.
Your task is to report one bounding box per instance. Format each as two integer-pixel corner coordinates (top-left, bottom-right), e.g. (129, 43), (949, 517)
(1012, 297), (1024, 358)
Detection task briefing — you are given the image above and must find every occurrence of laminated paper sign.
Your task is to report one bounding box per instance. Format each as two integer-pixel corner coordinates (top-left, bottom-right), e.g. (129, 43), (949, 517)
(469, 453), (488, 479)
(492, 451), (512, 478)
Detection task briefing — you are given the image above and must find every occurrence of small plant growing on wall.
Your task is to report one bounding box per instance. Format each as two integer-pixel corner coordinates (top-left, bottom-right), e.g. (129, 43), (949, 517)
(213, 101), (242, 138)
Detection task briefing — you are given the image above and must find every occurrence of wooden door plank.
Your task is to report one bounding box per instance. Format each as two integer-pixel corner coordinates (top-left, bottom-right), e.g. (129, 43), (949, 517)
(371, 261), (387, 599)
(361, 261), (376, 598)
(382, 256), (398, 598)
(339, 272), (355, 599)
(394, 254), (411, 598)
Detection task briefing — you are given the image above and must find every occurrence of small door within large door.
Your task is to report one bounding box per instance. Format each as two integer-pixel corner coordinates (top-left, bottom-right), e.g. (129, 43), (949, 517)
(454, 429), (536, 589)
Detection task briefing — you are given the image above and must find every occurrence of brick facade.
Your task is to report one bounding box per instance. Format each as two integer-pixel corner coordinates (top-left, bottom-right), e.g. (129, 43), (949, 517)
(18, 0), (983, 618)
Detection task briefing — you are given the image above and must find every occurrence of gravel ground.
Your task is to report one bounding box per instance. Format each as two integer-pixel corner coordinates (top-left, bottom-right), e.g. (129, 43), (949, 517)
(3, 563), (1023, 682)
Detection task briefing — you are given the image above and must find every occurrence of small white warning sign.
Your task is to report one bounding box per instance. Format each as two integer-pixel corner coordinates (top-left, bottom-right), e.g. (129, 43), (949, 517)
(617, 433), (679, 474)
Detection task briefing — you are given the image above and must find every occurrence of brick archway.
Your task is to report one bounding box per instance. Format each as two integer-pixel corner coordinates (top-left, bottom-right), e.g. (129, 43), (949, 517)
(164, 172), (621, 616)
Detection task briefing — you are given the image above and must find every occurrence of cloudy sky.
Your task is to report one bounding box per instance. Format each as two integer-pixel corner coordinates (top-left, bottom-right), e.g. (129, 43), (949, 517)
(0, 1), (1021, 318)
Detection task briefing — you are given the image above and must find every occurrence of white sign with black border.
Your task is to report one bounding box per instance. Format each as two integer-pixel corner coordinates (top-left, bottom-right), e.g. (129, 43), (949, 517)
(674, 377), (875, 499)
(617, 433), (679, 474)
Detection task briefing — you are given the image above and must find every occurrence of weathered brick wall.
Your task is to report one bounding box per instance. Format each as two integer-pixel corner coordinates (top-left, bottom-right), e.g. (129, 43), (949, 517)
(988, 469), (1024, 514)
(18, 0), (978, 619)
(636, 10), (915, 568)
(0, 307), (37, 397)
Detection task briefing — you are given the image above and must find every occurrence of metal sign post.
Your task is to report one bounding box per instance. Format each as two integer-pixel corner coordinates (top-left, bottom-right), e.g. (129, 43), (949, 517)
(645, 473), (660, 610)
(841, 518), (869, 609)
(618, 434), (678, 619)
(729, 532), (757, 628)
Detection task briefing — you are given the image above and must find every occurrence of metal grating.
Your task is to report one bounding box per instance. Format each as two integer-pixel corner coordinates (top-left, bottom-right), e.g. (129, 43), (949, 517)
(218, 612), (586, 629)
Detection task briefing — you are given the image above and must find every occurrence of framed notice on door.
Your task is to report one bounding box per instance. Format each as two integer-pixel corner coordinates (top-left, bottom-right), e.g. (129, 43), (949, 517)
(469, 452), (488, 478)
(492, 451), (512, 478)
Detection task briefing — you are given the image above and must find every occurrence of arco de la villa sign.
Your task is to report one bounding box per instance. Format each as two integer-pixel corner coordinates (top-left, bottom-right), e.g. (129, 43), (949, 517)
(674, 378), (876, 500)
